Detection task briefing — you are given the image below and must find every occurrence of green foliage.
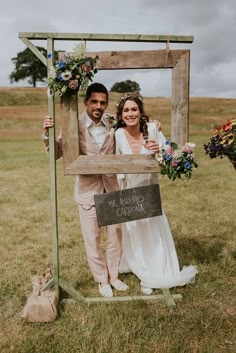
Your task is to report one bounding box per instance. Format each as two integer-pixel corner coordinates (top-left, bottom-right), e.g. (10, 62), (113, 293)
(110, 80), (140, 93)
(10, 46), (52, 87)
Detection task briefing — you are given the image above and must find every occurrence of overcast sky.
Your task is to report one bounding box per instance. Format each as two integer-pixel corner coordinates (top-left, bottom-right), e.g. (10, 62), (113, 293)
(1, 0), (235, 98)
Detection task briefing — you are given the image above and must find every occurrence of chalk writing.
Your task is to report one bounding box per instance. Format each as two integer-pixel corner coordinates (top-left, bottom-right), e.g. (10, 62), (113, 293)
(95, 184), (162, 227)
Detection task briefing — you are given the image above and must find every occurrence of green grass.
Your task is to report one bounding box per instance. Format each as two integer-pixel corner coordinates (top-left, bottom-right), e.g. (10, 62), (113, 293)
(0, 89), (236, 353)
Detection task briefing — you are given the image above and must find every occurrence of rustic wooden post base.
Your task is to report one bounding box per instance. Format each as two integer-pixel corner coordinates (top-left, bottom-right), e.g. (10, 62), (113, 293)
(43, 277), (182, 307)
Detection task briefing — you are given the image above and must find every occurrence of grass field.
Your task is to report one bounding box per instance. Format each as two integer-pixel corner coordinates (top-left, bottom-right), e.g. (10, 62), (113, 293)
(0, 88), (236, 353)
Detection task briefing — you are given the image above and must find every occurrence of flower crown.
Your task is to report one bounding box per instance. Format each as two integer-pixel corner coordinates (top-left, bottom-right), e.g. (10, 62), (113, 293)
(116, 93), (143, 107)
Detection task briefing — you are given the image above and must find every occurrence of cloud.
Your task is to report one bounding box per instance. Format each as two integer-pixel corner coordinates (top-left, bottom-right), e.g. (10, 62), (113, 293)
(0, 0), (235, 98)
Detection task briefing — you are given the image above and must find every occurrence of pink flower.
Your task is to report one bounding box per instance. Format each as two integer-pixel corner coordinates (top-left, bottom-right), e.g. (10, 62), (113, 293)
(68, 79), (79, 90)
(183, 145), (193, 153)
(166, 148), (173, 155)
(171, 160), (179, 167)
(82, 64), (92, 73)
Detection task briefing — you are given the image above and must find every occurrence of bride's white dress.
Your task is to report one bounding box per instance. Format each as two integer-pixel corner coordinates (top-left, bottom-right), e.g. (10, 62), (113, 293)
(115, 124), (198, 288)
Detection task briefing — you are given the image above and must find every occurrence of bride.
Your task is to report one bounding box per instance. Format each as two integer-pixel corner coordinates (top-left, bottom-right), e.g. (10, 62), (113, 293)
(115, 94), (198, 295)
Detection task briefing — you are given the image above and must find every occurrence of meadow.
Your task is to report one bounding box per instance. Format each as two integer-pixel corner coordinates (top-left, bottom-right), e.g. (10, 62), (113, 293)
(0, 87), (235, 353)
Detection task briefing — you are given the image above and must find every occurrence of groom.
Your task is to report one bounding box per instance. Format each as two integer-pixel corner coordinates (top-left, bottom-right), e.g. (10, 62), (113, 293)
(42, 83), (128, 297)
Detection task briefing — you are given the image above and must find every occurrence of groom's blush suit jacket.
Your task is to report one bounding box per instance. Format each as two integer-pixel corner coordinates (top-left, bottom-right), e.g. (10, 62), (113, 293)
(43, 111), (120, 206)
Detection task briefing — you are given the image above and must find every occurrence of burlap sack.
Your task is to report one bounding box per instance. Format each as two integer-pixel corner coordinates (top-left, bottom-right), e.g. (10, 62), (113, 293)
(21, 271), (59, 323)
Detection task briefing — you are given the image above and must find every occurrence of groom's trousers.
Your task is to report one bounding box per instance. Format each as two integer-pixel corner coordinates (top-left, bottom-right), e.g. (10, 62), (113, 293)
(79, 204), (122, 283)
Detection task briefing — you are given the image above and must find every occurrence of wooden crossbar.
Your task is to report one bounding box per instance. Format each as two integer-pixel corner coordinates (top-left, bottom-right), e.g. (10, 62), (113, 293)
(19, 32), (193, 43)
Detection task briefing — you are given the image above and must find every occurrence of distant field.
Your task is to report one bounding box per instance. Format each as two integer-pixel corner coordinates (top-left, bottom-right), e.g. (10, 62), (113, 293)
(1, 87), (236, 139)
(0, 87), (236, 353)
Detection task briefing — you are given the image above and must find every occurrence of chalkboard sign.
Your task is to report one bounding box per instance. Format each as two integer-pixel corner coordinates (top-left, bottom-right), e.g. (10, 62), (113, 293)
(94, 184), (162, 227)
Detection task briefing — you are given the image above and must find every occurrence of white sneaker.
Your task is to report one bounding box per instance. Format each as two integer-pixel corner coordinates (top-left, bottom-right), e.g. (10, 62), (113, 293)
(141, 286), (153, 295)
(98, 284), (113, 297)
(110, 279), (129, 291)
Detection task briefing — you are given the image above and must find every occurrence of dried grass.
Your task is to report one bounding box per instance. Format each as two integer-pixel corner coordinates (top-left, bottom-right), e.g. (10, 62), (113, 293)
(0, 88), (235, 353)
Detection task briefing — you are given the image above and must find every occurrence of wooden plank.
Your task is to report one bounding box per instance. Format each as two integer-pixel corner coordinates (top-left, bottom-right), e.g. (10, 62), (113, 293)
(85, 49), (187, 70)
(59, 278), (86, 302)
(161, 288), (176, 307)
(60, 294), (182, 304)
(171, 50), (190, 145)
(64, 155), (161, 175)
(61, 95), (80, 171)
(19, 32), (194, 43)
(41, 278), (54, 291)
(20, 37), (47, 66)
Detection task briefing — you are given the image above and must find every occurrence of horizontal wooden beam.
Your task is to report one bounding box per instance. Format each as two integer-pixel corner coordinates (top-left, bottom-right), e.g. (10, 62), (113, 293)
(64, 155), (161, 175)
(19, 32), (194, 43)
(86, 49), (188, 69)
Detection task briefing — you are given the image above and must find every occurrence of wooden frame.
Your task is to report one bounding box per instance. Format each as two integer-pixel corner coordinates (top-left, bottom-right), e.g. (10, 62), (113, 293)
(19, 32), (192, 175)
(60, 48), (190, 175)
(19, 32), (193, 307)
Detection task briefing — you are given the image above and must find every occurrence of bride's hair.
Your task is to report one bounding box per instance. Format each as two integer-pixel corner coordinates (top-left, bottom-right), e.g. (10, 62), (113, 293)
(115, 93), (149, 139)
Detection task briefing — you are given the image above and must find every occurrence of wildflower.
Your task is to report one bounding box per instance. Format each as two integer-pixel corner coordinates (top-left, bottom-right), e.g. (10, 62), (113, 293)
(155, 141), (197, 180)
(61, 71), (72, 81)
(204, 118), (236, 170)
(184, 162), (192, 169)
(47, 43), (98, 97)
(68, 79), (79, 90)
(57, 61), (66, 69)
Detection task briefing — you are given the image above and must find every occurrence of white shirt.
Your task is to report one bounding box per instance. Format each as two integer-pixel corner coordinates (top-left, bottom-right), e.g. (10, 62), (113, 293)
(85, 112), (109, 151)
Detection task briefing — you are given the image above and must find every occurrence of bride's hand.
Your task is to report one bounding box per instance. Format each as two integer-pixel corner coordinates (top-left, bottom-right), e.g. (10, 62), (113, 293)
(144, 139), (159, 153)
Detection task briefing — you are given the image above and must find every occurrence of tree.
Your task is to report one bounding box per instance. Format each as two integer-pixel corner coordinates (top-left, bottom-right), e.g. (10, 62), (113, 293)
(110, 80), (140, 93)
(10, 46), (49, 87)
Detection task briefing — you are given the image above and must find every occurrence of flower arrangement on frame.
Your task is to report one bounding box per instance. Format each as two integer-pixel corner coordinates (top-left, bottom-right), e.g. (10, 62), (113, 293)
(48, 43), (99, 97)
(203, 119), (236, 170)
(155, 141), (198, 181)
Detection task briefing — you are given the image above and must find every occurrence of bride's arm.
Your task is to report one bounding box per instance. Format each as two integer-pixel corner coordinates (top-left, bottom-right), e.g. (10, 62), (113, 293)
(147, 122), (168, 151)
(115, 130), (125, 187)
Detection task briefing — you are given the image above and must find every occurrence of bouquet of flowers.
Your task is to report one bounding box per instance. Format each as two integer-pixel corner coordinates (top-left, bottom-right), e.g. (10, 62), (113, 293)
(155, 141), (198, 181)
(48, 43), (98, 97)
(203, 119), (236, 170)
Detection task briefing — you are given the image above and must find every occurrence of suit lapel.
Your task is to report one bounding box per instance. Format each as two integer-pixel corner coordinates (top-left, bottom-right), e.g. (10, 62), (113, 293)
(99, 115), (114, 154)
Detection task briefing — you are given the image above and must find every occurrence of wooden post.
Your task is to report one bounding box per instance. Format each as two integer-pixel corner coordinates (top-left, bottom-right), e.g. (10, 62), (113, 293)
(60, 95), (80, 171)
(171, 50), (190, 145)
(47, 37), (60, 295)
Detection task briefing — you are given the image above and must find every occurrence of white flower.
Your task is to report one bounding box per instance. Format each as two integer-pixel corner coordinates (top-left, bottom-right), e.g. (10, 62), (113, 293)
(61, 71), (72, 81)
(155, 152), (164, 163)
(47, 88), (54, 97)
(173, 149), (183, 159)
(71, 42), (87, 59)
(187, 152), (195, 160)
(185, 142), (196, 148)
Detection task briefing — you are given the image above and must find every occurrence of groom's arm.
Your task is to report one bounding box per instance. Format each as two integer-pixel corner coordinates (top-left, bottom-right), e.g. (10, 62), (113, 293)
(41, 116), (63, 159)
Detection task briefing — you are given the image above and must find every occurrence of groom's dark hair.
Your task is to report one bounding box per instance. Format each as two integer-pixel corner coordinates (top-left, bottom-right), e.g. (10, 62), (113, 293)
(85, 83), (109, 102)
